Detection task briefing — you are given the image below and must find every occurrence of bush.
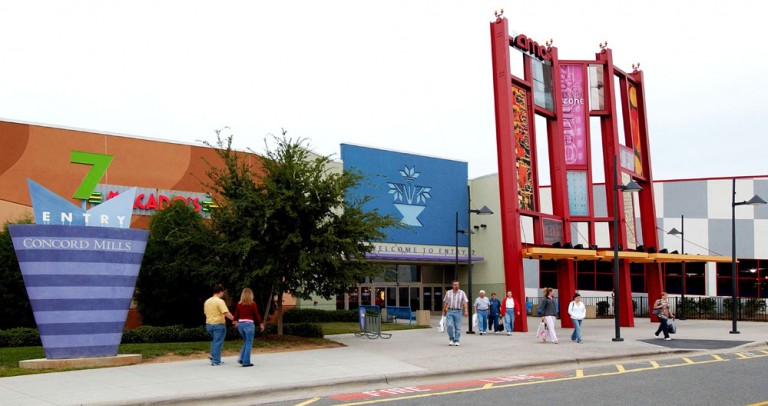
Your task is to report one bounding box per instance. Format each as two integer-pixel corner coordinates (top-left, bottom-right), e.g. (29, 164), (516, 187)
(264, 323), (323, 338)
(282, 308), (357, 323)
(596, 301), (610, 316)
(698, 297), (717, 314)
(0, 328), (41, 347)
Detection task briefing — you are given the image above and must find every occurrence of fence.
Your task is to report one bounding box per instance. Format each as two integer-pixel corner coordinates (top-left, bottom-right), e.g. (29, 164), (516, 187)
(527, 296), (767, 321)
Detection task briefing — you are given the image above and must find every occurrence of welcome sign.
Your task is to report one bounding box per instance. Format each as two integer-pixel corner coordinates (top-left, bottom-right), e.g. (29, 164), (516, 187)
(9, 153), (149, 359)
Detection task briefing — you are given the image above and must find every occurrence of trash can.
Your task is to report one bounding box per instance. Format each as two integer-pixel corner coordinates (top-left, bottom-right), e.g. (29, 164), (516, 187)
(416, 310), (431, 326)
(585, 305), (597, 319)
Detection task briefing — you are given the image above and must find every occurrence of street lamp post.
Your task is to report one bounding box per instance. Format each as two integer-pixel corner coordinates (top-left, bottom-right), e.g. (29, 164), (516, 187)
(730, 178), (766, 334)
(668, 215), (686, 320)
(611, 155), (642, 342)
(464, 186), (493, 334)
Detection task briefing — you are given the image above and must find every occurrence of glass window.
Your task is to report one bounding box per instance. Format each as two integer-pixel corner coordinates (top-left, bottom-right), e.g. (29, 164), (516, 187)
(532, 59), (554, 111)
(588, 64), (605, 111)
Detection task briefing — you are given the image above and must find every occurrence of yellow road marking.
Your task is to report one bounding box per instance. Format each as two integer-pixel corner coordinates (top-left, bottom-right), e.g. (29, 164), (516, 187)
(336, 352), (755, 405)
(295, 397), (321, 406)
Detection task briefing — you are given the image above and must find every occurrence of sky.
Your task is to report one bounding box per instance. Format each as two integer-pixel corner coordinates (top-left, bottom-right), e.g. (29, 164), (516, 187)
(1, 1), (766, 183)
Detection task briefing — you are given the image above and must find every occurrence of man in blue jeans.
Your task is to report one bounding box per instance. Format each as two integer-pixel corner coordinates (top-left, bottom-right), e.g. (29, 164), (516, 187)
(442, 281), (468, 346)
(204, 284), (236, 366)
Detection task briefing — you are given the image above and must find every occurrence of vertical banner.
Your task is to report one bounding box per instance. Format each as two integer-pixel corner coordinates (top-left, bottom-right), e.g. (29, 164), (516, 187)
(560, 64), (588, 165)
(512, 86), (535, 211)
(628, 85), (643, 176)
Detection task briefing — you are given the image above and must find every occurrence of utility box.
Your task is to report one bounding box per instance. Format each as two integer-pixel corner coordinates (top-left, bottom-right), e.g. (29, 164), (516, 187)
(585, 305), (597, 319)
(416, 310), (431, 326)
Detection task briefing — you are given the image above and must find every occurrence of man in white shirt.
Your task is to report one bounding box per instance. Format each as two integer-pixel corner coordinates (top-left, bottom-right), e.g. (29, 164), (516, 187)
(474, 290), (490, 335)
(442, 281), (468, 346)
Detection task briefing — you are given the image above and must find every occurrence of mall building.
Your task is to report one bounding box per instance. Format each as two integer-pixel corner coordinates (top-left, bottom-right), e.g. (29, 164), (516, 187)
(2, 119), (765, 324)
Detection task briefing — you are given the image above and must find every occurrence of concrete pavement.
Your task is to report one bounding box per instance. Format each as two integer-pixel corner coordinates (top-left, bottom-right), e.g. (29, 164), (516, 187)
(2, 316), (766, 405)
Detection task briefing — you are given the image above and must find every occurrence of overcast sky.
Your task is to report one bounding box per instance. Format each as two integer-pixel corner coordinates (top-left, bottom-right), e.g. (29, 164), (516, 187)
(1, 1), (765, 183)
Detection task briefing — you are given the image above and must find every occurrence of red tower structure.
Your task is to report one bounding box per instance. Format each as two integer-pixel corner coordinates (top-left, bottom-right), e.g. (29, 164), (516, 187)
(490, 16), (662, 332)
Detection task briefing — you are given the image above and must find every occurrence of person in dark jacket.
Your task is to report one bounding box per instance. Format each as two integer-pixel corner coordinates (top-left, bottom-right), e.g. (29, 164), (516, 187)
(540, 287), (558, 343)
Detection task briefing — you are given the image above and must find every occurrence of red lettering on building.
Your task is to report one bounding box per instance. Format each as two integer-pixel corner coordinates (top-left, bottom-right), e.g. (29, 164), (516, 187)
(134, 193), (146, 210)
(144, 194), (158, 210)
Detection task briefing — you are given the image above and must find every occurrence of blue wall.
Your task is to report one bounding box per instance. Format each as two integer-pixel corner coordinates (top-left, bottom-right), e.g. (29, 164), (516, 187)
(341, 144), (468, 246)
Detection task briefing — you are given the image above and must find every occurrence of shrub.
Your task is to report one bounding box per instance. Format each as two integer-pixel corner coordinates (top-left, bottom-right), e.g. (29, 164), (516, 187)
(282, 308), (357, 323)
(596, 301), (610, 316)
(0, 328), (41, 347)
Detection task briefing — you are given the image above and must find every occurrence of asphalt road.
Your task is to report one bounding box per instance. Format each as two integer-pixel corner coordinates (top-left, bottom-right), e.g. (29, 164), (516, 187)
(274, 349), (768, 406)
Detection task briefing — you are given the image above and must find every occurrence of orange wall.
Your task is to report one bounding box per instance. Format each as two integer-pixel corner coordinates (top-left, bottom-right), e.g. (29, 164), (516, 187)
(0, 120), (262, 227)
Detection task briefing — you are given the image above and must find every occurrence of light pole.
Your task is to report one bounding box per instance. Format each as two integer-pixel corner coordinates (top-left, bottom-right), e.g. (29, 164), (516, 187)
(668, 215), (686, 320)
(730, 178), (766, 334)
(611, 155), (642, 342)
(465, 185), (493, 334)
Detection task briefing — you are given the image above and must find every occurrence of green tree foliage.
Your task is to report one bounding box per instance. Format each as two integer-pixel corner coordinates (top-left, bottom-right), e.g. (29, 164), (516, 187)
(205, 131), (397, 333)
(0, 218), (35, 329)
(135, 201), (221, 327)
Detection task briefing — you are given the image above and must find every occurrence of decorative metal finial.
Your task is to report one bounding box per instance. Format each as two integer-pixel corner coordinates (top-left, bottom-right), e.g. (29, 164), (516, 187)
(599, 41), (608, 50)
(545, 38), (554, 48)
(632, 62), (641, 72)
(494, 9), (504, 19)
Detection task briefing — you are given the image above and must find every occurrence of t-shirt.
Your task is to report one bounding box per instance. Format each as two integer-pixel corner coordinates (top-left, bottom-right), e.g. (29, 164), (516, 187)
(474, 296), (490, 310)
(204, 296), (229, 325)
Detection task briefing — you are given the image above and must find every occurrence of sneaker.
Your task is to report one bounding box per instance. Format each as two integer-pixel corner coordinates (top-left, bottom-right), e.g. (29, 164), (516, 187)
(494, 331), (498, 335)
(211, 362), (223, 366)
(665, 338), (672, 341)
(507, 332), (511, 336)
(242, 363), (254, 367)
(479, 332), (484, 335)
(449, 340), (454, 346)
(655, 332), (660, 337)
(454, 342), (460, 346)
(577, 340), (583, 344)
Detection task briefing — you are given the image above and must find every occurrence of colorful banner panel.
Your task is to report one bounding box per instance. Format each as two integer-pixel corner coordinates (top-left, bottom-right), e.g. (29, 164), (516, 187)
(628, 85), (643, 176)
(560, 64), (588, 165)
(566, 171), (589, 216)
(512, 86), (535, 211)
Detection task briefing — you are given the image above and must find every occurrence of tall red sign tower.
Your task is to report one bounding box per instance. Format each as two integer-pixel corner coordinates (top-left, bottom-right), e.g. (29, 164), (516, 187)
(490, 16), (661, 332)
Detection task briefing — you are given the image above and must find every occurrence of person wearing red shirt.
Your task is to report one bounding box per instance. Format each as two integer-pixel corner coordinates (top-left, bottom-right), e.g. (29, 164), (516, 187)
(232, 288), (265, 367)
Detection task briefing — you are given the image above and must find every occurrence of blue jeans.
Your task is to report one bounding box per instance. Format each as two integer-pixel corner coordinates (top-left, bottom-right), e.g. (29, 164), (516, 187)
(206, 323), (226, 365)
(571, 318), (583, 342)
(655, 317), (670, 338)
(446, 310), (462, 343)
(504, 309), (516, 333)
(489, 313), (500, 332)
(477, 309), (489, 332)
(237, 322), (255, 365)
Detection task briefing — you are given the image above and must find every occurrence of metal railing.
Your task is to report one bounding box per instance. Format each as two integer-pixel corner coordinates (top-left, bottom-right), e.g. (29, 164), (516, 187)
(526, 295), (767, 321)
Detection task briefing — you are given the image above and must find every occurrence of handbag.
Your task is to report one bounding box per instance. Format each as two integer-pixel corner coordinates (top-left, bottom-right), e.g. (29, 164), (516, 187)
(652, 309), (660, 316)
(667, 319), (676, 334)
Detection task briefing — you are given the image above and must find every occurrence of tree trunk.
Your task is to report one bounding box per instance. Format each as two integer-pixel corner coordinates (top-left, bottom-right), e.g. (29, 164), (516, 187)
(277, 291), (284, 335)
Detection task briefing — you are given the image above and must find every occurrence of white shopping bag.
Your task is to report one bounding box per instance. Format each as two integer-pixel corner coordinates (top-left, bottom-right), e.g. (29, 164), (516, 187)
(437, 315), (446, 333)
(536, 322), (548, 340)
(472, 314), (478, 330)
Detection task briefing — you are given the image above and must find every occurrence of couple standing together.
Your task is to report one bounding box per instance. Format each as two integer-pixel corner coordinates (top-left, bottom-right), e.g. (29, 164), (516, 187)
(442, 281), (520, 345)
(203, 284), (266, 366)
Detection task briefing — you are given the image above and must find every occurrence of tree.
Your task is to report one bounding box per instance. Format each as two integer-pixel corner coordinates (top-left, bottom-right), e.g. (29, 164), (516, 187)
(205, 130), (397, 334)
(0, 217), (36, 329)
(135, 201), (221, 327)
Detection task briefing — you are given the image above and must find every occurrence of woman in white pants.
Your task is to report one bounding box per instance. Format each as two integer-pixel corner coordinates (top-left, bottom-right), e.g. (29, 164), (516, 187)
(539, 287), (558, 344)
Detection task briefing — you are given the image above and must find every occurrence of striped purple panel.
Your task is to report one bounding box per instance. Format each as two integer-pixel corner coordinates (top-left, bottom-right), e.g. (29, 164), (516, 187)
(9, 224), (148, 359)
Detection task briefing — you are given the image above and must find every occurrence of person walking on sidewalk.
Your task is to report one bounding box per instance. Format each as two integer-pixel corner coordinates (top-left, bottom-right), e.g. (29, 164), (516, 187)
(540, 287), (558, 344)
(204, 284), (237, 366)
(568, 293), (586, 343)
(489, 293), (502, 334)
(233, 288), (265, 367)
(443, 280), (468, 346)
(653, 292), (675, 341)
(474, 290), (490, 335)
(502, 291), (520, 336)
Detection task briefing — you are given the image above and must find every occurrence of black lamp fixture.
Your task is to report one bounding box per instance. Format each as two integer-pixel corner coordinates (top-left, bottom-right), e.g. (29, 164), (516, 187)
(611, 154), (642, 342)
(730, 178), (766, 334)
(668, 215), (686, 319)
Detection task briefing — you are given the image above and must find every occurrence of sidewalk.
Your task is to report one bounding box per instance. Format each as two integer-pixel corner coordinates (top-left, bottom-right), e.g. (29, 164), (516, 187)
(2, 316), (766, 405)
